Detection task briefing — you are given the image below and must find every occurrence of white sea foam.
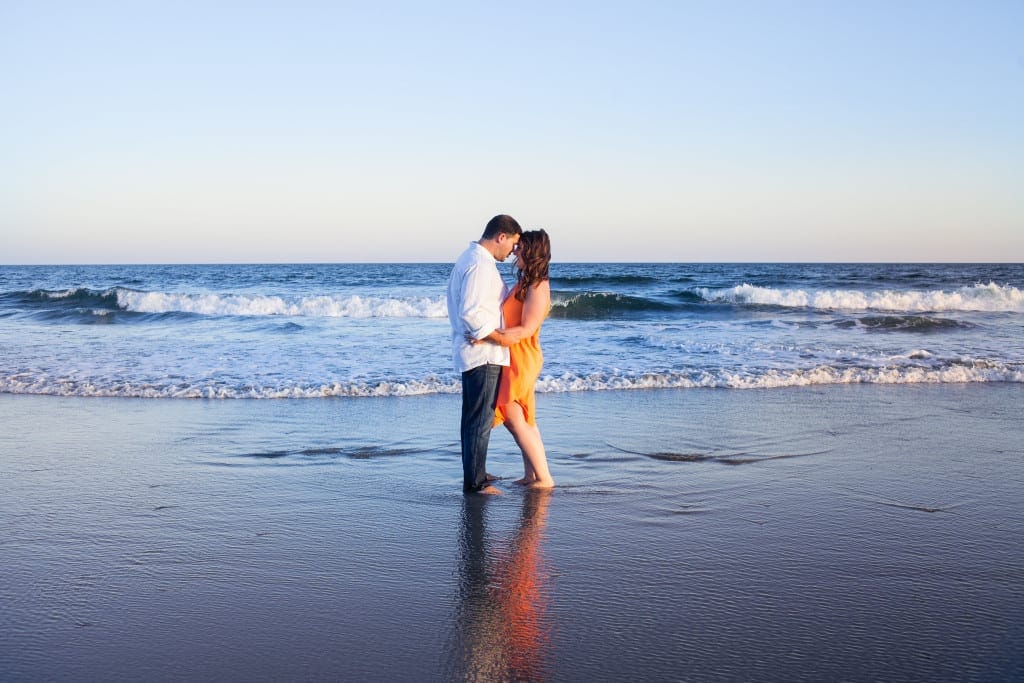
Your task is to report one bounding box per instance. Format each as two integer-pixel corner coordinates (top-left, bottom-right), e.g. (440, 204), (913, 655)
(115, 290), (448, 318)
(535, 362), (1024, 391)
(0, 375), (463, 399)
(42, 289), (82, 299)
(3, 361), (1021, 399)
(696, 282), (1024, 312)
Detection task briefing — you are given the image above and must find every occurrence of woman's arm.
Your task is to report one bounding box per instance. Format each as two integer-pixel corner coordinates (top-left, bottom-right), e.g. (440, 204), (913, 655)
(474, 281), (551, 347)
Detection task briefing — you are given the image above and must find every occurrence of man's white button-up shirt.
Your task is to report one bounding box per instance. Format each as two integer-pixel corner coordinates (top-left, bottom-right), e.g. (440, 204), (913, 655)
(447, 242), (510, 373)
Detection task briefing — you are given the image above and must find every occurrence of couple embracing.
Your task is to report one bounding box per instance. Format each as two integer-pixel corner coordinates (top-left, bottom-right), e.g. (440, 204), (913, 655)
(447, 215), (555, 494)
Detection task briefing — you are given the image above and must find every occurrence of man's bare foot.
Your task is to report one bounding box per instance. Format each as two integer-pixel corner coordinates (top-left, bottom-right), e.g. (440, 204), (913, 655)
(528, 478), (555, 489)
(484, 473), (500, 483)
(478, 485), (502, 495)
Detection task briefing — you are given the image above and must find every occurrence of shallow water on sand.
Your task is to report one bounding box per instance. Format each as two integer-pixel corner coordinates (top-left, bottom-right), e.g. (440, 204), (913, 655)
(2, 384), (1023, 680)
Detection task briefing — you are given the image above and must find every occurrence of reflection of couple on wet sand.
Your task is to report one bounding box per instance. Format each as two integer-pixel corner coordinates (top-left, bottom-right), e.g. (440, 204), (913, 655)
(447, 214), (555, 493)
(448, 489), (554, 681)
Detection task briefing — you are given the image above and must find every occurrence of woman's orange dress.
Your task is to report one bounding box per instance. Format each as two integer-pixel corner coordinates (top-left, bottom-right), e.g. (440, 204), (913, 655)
(494, 283), (546, 427)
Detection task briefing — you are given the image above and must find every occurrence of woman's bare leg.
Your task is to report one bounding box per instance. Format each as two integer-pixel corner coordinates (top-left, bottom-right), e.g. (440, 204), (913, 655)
(501, 402), (554, 488)
(502, 414), (536, 484)
(500, 404), (536, 483)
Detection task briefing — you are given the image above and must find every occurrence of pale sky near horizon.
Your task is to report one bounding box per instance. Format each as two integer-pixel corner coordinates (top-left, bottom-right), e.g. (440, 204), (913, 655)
(3, 1), (1022, 264)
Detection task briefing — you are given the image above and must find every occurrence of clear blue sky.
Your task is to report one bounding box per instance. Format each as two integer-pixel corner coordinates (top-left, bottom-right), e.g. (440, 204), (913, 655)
(3, 1), (1022, 263)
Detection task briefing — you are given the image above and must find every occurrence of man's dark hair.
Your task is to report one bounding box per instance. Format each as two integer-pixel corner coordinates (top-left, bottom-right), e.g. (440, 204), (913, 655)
(481, 214), (523, 240)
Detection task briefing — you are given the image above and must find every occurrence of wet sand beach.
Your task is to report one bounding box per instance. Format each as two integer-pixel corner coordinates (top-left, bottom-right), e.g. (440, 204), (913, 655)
(2, 384), (1022, 680)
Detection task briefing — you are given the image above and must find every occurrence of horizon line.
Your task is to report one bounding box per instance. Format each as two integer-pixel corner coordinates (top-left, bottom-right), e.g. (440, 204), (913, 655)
(4, 259), (1024, 267)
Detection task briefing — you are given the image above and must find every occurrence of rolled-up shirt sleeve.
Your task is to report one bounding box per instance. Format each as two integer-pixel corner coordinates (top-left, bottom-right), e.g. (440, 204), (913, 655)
(459, 263), (498, 339)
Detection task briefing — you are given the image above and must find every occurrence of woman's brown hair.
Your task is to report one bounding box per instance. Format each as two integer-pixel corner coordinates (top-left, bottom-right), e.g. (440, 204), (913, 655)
(514, 229), (550, 302)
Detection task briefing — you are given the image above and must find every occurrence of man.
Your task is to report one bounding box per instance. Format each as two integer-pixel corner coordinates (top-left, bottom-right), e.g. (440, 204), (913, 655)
(447, 214), (522, 493)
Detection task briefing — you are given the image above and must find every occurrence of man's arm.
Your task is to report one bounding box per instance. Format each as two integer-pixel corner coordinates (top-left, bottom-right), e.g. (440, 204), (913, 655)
(459, 263), (499, 340)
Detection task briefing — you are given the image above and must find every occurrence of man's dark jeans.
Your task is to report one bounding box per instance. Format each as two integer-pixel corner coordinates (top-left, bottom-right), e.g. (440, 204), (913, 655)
(461, 363), (501, 492)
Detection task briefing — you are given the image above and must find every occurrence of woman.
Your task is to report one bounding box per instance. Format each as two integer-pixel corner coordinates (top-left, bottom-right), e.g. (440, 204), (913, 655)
(475, 229), (554, 488)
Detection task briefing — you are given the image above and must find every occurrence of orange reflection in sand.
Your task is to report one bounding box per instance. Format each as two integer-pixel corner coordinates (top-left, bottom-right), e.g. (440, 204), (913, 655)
(450, 489), (554, 682)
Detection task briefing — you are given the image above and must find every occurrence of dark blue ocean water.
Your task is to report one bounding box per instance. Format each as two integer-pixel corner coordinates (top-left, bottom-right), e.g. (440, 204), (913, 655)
(1, 263), (1022, 398)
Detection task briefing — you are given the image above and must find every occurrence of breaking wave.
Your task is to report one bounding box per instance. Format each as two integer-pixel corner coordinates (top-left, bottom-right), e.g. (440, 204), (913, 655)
(6, 287), (448, 319)
(549, 292), (675, 318)
(116, 290), (448, 318)
(14, 282), (1019, 323)
(695, 282), (1024, 312)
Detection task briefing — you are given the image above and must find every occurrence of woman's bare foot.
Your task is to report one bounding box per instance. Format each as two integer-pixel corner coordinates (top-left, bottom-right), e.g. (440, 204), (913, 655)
(513, 476), (536, 485)
(528, 478), (555, 489)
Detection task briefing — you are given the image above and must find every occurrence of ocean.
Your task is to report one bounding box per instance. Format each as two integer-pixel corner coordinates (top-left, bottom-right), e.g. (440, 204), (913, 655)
(1, 262), (1022, 399)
